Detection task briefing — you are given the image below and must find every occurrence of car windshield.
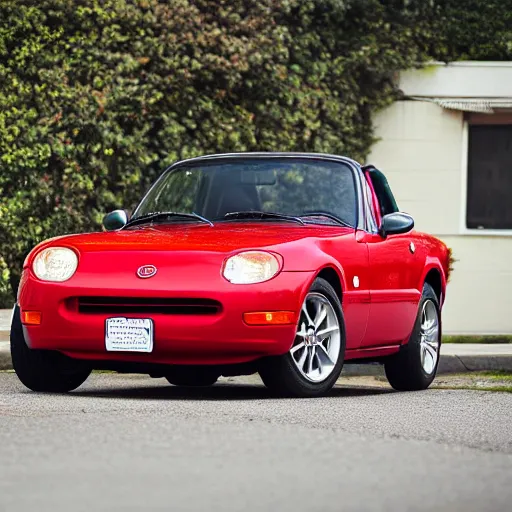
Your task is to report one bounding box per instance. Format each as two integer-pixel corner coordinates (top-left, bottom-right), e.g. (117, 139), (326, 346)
(133, 157), (357, 227)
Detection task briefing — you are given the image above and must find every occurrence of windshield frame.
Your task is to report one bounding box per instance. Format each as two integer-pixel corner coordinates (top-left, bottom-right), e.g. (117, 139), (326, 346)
(132, 153), (364, 229)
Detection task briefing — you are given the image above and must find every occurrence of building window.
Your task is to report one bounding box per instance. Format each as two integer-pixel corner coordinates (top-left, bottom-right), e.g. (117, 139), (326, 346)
(467, 123), (512, 230)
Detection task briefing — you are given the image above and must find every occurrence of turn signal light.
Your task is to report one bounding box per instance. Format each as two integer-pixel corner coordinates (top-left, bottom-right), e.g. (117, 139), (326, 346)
(21, 311), (42, 325)
(243, 311), (296, 326)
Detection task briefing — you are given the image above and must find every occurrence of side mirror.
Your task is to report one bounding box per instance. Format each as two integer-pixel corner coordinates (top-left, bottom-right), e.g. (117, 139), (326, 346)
(102, 210), (128, 231)
(379, 212), (414, 238)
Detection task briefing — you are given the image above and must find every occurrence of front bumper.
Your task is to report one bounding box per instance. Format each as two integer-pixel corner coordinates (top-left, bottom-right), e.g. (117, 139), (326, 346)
(18, 268), (314, 366)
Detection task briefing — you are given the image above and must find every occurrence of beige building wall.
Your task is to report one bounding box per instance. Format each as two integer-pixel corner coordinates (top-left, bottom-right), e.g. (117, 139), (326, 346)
(368, 100), (512, 334)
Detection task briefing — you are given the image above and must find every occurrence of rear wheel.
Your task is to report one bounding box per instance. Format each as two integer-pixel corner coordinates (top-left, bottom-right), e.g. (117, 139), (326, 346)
(384, 283), (441, 391)
(165, 367), (219, 387)
(10, 306), (91, 392)
(259, 277), (346, 398)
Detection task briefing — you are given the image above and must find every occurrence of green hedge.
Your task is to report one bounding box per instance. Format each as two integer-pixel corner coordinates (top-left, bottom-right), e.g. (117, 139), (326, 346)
(0, 1), (508, 306)
(429, 0), (512, 62)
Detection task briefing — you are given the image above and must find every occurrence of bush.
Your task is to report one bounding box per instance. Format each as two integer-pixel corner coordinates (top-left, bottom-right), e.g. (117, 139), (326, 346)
(429, 0), (512, 62)
(0, 1), (505, 306)
(0, 258), (12, 308)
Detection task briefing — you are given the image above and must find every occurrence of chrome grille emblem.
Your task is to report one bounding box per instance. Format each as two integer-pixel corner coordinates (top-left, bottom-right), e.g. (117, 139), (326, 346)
(137, 265), (157, 279)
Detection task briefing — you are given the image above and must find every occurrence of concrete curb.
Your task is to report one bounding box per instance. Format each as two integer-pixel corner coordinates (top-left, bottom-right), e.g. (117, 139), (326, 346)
(343, 355), (512, 377)
(2, 336), (512, 374)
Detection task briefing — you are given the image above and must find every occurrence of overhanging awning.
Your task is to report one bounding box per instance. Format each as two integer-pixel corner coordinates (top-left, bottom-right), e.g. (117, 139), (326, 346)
(410, 97), (512, 114)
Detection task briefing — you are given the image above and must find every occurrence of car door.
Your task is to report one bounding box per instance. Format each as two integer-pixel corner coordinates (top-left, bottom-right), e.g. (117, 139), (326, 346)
(312, 165), (370, 351)
(330, 234), (370, 351)
(360, 167), (421, 347)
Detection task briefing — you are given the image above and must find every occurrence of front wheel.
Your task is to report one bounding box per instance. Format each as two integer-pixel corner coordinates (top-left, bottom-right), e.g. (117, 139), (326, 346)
(384, 283), (441, 391)
(259, 277), (346, 398)
(10, 306), (91, 392)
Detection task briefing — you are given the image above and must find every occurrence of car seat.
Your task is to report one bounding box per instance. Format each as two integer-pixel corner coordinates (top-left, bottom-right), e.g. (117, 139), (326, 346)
(215, 182), (261, 217)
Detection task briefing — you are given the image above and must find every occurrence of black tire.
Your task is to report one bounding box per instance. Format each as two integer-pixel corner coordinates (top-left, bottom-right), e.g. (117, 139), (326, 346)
(258, 277), (346, 398)
(10, 306), (91, 392)
(165, 366), (219, 387)
(384, 283), (441, 391)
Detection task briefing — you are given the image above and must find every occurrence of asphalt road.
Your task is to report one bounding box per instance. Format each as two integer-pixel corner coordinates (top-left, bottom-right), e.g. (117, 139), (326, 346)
(1, 373), (511, 512)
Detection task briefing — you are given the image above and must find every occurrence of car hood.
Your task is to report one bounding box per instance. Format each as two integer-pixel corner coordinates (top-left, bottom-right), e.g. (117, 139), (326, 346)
(34, 222), (352, 272)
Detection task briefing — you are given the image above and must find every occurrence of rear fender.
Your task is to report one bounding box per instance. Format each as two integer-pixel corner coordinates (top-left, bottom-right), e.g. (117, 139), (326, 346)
(420, 258), (447, 306)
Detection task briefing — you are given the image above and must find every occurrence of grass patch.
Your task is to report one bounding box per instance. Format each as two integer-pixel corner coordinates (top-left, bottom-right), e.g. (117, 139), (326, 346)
(443, 335), (512, 344)
(432, 384), (512, 393)
(432, 370), (512, 392)
(471, 370), (512, 381)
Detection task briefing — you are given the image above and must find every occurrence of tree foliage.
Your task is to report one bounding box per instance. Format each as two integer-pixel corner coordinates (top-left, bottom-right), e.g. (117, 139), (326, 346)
(0, 0), (508, 305)
(430, 0), (512, 62)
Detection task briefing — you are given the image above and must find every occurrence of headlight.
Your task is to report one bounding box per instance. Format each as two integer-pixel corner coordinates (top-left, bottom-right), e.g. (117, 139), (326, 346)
(223, 251), (281, 284)
(33, 247), (78, 282)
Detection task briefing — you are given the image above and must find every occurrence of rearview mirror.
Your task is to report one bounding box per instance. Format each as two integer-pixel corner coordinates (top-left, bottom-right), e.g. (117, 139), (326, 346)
(241, 169), (277, 185)
(379, 212), (414, 238)
(103, 210), (128, 231)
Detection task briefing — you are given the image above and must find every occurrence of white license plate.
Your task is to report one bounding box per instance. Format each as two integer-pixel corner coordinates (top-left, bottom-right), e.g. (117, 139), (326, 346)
(105, 317), (153, 353)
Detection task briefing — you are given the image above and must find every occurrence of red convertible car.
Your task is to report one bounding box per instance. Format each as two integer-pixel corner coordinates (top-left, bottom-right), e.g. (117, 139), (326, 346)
(11, 153), (449, 397)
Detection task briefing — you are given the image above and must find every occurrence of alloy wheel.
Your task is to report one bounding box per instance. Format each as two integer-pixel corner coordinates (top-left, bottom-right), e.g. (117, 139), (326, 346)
(289, 292), (341, 383)
(420, 299), (440, 375)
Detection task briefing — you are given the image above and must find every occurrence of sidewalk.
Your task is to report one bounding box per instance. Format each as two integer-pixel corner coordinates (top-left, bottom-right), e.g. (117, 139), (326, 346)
(0, 308), (12, 338)
(1, 309), (512, 373)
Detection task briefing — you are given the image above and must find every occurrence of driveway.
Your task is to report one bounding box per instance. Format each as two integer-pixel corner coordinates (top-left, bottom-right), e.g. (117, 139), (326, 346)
(0, 373), (511, 511)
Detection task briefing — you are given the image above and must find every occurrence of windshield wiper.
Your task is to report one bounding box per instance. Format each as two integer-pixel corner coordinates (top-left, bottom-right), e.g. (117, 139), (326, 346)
(124, 211), (213, 228)
(300, 212), (352, 228)
(219, 211), (305, 225)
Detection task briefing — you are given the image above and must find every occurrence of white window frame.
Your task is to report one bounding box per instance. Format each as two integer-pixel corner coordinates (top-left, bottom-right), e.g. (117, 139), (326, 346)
(459, 118), (512, 236)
